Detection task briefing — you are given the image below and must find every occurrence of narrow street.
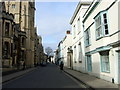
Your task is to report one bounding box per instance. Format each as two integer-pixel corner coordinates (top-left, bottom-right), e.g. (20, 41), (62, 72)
(2, 63), (84, 88)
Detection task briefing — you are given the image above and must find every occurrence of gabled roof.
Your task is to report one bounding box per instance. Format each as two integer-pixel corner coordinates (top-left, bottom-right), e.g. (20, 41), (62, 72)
(70, 0), (92, 24)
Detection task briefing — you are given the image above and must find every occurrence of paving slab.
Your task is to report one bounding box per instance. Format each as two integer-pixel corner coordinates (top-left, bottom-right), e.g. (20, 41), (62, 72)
(64, 68), (119, 89)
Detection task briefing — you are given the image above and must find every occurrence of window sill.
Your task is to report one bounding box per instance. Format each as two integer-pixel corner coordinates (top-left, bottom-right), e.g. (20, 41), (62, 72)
(85, 44), (91, 48)
(104, 35), (110, 37)
(96, 36), (103, 41)
(96, 35), (110, 41)
(101, 71), (110, 73)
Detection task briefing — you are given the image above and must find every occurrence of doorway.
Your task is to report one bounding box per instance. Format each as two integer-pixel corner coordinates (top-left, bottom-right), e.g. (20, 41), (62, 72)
(87, 55), (92, 72)
(67, 51), (73, 69)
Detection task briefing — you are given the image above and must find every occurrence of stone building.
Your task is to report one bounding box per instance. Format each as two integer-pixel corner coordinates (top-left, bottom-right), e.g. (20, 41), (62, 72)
(37, 35), (44, 65)
(5, 0), (36, 67)
(0, 3), (14, 67)
(34, 27), (44, 66)
(0, 2), (27, 69)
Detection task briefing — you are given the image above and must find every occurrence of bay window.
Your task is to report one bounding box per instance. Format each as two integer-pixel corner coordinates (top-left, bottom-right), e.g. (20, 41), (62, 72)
(95, 11), (109, 39)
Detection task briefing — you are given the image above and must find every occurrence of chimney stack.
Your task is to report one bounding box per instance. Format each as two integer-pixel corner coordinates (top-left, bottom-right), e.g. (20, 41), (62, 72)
(66, 30), (70, 34)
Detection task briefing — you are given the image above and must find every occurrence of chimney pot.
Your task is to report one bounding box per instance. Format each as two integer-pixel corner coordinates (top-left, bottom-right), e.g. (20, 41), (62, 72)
(66, 30), (70, 34)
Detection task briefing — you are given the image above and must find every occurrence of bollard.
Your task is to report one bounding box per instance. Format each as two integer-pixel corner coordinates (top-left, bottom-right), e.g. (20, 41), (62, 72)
(112, 78), (114, 83)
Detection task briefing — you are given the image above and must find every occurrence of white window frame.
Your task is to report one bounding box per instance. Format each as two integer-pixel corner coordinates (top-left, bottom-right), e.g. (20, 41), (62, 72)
(74, 46), (77, 63)
(85, 28), (90, 46)
(102, 12), (109, 36)
(86, 55), (92, 72)
(100, 51), (110, 73)
(77, 17), (80, 32)
(78, 43), (82, 62)
(95, 11), (109, 40)
(95, 15), (103, 38)
(73, 25), (76, 38)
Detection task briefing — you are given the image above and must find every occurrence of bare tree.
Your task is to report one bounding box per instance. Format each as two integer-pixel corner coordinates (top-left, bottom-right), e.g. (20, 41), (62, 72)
(45, 47), (53, 57)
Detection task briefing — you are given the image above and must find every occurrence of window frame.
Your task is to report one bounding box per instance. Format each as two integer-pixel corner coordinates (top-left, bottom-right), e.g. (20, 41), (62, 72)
(95, 11), (109, 40)
(77, 17), (80, 32)
(95, 15), (103, 39)
(102, 11), (109, 36)
(78, 43), (82, 62)
(12, 4), (16, 8)
(85, 28), (91, 47)
(74, 46), (77, 63)
(86, 55), (92, 72)
(5, 22), (10, 36)
(73, 25), (76, 38)
(100, 51), (110, 73)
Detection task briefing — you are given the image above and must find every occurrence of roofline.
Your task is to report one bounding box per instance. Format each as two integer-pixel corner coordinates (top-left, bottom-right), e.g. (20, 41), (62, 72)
(70, 1), (92, 25)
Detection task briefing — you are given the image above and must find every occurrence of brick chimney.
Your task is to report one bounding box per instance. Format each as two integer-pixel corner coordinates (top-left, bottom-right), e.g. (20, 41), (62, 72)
(66, 30), (70, 34)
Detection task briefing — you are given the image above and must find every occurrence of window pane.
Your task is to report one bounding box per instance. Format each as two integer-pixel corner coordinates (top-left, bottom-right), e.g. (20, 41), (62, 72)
(103, 13), (107, 18)
(104, 24), (108, 29)
(87, 55), (92, 72)
(85, 28), (90, 46)
(101, 51), (110, 72)
(104, 19), (107, 24)
(5, 22), (10, 36)
(12, 4), (15, 8)
(95, 15), (102, 38)
(103, 13), (109, 35)
(104, 24), (108, 35)
(105, 29), (109, 35)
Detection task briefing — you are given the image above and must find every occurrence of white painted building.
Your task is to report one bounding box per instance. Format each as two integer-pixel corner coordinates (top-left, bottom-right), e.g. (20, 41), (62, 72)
(62, 31), (72, 67)
(57, 31), (72, 67)
(70, 1), (92, 72)
(57, 41), (63, 65)
(83, 0), (120, 84)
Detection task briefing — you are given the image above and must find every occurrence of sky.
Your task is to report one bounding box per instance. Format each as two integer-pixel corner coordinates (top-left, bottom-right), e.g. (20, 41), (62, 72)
(35, 2), (78, 51)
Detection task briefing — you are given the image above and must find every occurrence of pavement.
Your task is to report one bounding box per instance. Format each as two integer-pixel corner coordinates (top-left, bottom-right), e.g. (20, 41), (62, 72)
(2, 67), (36, 83)
(64, 67), (119, 89)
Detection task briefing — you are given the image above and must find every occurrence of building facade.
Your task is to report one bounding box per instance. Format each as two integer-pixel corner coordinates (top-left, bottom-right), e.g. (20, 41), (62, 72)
(56, 0), (120, 84)
(1, 5), (14, 67)
(83, 0), (120, 84)
(57, 41), (63, 65)
(5, 0), (36, 67)
(62, 31), (72, 67)
(34, 27), (44, 66)
(70, 1), (91, 72)
(0, 2), (27, 69)
(57, 31), (72, 67)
